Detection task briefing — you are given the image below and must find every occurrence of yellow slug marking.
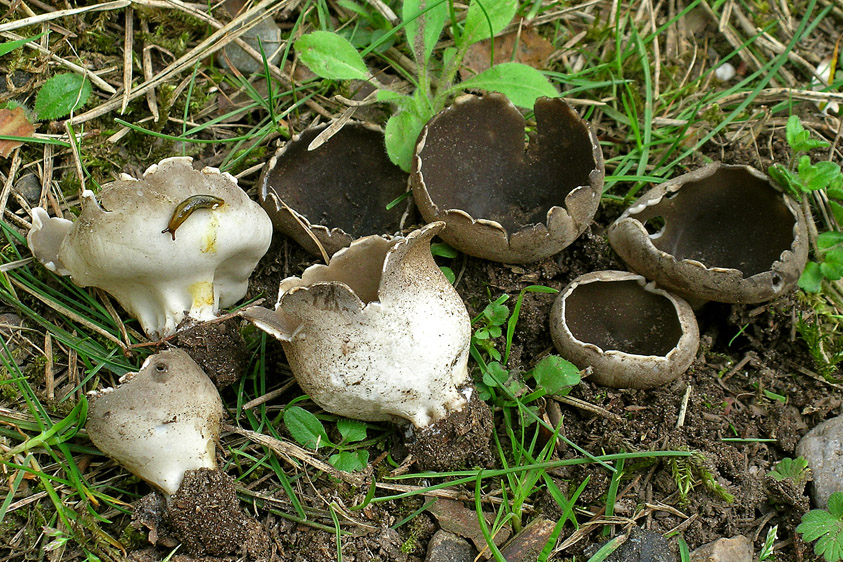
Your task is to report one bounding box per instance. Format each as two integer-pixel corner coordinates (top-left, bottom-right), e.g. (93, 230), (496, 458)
(189, 281), (215, 310)
(200, 212), (219, 254)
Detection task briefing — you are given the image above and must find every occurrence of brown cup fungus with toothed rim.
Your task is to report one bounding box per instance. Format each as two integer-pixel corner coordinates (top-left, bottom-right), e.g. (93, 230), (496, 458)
(607, 162), (808, 304)
(258, 122), (410, 257)
(410, 93), (604, 264)
(549, 271), (699, 389)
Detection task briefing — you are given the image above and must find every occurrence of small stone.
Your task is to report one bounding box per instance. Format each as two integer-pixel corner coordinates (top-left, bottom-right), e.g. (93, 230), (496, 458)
(796, 414), (843, 508)
(218, 16), (282, 74)
(690, 535), (754, 562)
(586, 527), (676, 562)
(715, 62), (736, 82)
(427, 498), (511, 553)
(425, 530), (476, 562)
(499, 517), (556, 562)
(15, 173), (41, 205)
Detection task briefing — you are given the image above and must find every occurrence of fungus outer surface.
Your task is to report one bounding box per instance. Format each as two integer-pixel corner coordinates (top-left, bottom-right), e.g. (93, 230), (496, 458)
(242, 222), (472, 428)
(27, 157), (273, 338)
(608, 163), (808, 303)
(550, 271), (699, 389)
(86, 349), (224, 496)
(259, 123), (409, 257)
(411, 94), (604, 263)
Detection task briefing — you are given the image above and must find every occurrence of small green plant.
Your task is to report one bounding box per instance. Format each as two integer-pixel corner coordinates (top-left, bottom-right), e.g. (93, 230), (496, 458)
(293, 0), (557, 171)
(283, 405), (371, 472)
(669, 452), (735, 506)
(759, 524), (778, 561)
(768, 115), (843, 292)
(767, 456), (810, 486)
(797, 491), (843, 562)
(34, 73), (92, 120)
(795, 304), (843, 382)
(430, 242), (458, 283)
(472, 297), (510, 363)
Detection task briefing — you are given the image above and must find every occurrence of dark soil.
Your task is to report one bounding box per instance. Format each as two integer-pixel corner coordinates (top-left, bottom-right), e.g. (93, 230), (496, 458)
(131, 468), (271, 561)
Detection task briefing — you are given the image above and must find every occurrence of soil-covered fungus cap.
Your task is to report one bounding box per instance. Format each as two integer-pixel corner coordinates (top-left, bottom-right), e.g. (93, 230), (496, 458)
(242, 222), (472, 428)
(550, 271), (699, 389)
(608, 163), (808, 303)
(86, 349), (224, 496)
(27, 157), (273, 338)
(258, 122), (409, 257)
(411, 93), (604, 263)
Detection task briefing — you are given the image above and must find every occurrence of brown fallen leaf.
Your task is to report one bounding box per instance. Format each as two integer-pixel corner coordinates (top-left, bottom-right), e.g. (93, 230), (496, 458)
(0, 106), (35, 158)
(460, 27), (556, 80)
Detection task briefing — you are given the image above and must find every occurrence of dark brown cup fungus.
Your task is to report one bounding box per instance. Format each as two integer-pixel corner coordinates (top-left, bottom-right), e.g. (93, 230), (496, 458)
(549, 271), (699, 389)
(411, 93), (604, 263)
(258, 122), (409, 257)
(607, 163), (808, 303)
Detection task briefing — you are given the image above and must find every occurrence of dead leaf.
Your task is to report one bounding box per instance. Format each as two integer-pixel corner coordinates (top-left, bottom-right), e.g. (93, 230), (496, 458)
(0, 106), (35, 158)
(460, 27), (555, 80)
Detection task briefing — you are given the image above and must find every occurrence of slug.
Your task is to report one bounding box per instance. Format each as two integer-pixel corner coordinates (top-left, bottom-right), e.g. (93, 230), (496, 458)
(162, 195), (224, 240)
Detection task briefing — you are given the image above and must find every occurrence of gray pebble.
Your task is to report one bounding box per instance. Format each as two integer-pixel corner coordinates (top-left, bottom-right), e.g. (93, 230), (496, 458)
(15, 173), (41, 205)
(218, 17), (282, 75)
(796, 414), (843, 508)
(425, 530), (476, 562)
(690, 535), (754, 562)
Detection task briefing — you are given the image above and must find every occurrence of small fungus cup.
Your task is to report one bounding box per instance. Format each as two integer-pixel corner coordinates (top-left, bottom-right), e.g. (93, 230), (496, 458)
(411, 93), (604, 263)
(258, 122), (409, 257)
(607, 163), (808, 304)
(549, 271), (699, 389)
(242, 222), (471, 428)
(86, 349), (224, 496)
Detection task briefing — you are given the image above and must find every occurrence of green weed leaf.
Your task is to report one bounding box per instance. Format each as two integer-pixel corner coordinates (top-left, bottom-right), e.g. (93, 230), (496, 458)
(768, 456), (809, 483)
(440, 265), (456, 283)
(822, 249), (843, 280)
(337, 418), (367, 443)
(483, 361), (509, 388)
(34, 73), (92, 120)
(431, 242), (458, 258)
(482, 302), (509, 326)
(376, 90), (414, 110)
(798, 157), (842, 191)
(462, 0), (518, 46)
(458, 63), (557, 108)
(385, 109), (426, 171)
(530, 355), (581, 396)
(295, 31), (368, 80)
(830, 201), (843, 226)
(799, 261), (824, 293)
(797, 491), (843, 562)
(284, 406), (331, 450)
(403, 0), (448, 64)
(0, 32), (46, 58)
(329, 450), (370, 472)
(768, 163), (803, 199)
(787, 114), (830, 153)
(818, 231), (843, 249)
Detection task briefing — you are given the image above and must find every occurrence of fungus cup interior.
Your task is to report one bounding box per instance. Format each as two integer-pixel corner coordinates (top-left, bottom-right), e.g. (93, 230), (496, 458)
(634, 167), (796, 276)
(279, 235), (392, 304)
(565, 279), (684, 356)
(416, 94), (597, 232)
(261, 124), (408, 240)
